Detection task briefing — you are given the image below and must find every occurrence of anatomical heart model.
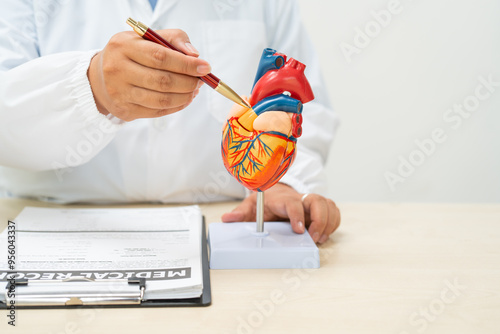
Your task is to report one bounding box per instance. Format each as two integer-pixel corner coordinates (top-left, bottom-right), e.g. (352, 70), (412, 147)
(209, 48), (318, 269)
(221, 48), (314, 192)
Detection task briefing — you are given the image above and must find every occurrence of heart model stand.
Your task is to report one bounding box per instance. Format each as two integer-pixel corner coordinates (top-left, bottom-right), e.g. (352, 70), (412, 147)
(209, 49), (320, 269)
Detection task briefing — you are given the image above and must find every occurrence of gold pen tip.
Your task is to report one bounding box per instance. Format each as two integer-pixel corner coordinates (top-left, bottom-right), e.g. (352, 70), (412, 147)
(216, 81), (251, 109)
(238, 100), (251, 109)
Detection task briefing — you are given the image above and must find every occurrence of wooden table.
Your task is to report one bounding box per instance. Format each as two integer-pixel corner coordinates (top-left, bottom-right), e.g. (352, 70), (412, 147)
(1, 199), (499, 334)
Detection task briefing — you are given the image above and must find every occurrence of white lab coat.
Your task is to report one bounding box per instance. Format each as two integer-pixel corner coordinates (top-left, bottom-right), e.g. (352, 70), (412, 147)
(0, 0), (338, 203)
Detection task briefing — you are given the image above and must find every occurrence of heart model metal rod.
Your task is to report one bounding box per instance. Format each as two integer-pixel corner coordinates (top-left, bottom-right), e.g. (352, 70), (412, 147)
(256, 191), (264, 233)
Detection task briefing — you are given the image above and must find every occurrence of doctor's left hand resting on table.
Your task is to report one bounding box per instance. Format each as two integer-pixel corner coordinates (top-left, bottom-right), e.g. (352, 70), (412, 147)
(222, 183), (340, 244)
(87, 29), (340, 243)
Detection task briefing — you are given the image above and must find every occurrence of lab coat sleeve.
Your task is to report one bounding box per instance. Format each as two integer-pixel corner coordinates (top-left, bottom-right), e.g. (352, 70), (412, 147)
(264, 0), (340, 196)
(0, 0), (123, 172)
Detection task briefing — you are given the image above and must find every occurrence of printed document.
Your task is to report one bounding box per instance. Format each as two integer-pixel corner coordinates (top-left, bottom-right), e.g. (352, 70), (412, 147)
(0, 206), (204, 301)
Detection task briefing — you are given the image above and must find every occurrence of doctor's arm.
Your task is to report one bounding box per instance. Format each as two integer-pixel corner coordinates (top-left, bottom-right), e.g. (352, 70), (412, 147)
(0, 1), (121, 171)
(0, 2), (208, 171)
(222, 0), (340, 242)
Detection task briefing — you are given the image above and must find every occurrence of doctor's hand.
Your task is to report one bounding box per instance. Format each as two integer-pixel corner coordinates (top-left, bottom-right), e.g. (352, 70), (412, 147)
(88, 29), (211, 121)
(221, 183), (341, 244)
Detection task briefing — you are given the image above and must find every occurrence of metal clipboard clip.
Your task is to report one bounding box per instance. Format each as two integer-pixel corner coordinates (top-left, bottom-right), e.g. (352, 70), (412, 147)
(5, 277), (146, 307)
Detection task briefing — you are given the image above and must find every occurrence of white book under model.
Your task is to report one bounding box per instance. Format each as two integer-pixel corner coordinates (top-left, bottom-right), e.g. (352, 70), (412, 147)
(0, 205), (208, 307)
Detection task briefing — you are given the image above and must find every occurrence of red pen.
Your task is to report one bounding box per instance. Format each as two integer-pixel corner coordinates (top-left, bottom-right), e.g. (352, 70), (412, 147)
(126, 18), (250, 108)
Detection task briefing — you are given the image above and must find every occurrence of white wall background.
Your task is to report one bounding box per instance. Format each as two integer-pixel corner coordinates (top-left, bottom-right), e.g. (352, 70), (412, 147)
(298, 0), (500, 202)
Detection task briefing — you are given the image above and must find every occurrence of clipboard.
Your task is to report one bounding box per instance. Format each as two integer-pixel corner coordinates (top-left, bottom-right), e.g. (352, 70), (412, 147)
(1, 219), (211, 309)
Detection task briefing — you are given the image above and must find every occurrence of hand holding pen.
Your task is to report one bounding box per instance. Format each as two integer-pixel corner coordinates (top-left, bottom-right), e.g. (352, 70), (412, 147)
(87, 28), (211, 121)
(127, 18), (249, 109)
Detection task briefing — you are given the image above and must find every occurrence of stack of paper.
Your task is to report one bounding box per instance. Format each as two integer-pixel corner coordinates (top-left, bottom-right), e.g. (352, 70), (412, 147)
(0, 206), (204, 303)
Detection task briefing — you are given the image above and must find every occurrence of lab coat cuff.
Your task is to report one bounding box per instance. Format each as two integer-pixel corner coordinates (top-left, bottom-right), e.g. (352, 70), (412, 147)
(70, 49), (125, 129)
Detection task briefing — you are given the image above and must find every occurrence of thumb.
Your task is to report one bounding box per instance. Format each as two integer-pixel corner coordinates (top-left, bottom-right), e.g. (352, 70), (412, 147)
(221, 197), (255, 223)
(158, 28), (200, 57)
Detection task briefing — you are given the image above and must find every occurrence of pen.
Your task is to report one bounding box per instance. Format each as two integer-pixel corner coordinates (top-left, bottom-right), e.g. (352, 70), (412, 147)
(126, 18), (250, 109)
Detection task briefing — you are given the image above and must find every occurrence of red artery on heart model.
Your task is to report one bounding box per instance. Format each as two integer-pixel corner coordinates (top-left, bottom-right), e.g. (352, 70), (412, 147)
(221, 48), (315, 192)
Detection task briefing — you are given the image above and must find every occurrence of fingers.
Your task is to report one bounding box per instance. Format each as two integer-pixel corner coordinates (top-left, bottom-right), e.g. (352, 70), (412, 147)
(303, 194), (328, 243)
(128, 86), (197, 110)
(219, 185), (341, 244)
(126, 39), (211, 76)
(158, 28), (200, 57)
(106, 101), (193, 122)
(125, 60), (202, 93)
(221, 189), (305, 234)
(303, 195), (341, 244)
(320, 199), (341, 242)
(284, 199), (306, 234)
(221, 195), (256, 222)
(89, 30), (210, 121)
